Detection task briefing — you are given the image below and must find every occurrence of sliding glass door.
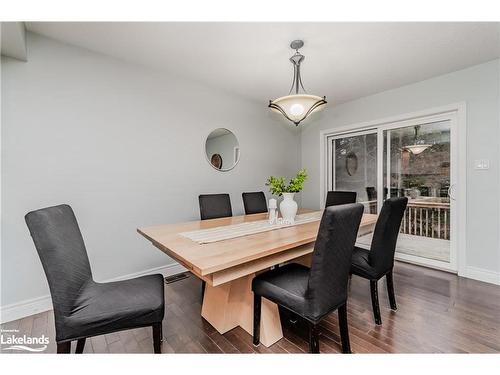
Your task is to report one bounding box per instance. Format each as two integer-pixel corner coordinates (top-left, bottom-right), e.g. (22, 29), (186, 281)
(328, 130), (378, 213)
(327, 114), (457, 271)
(381, 120), (452, 265)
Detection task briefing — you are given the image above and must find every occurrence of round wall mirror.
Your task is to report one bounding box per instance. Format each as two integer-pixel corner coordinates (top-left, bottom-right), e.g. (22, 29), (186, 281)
(205, 128), (240, 171)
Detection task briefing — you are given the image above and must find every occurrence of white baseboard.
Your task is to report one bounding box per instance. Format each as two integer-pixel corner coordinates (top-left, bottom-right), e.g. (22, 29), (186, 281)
(394, 252), (457, 273)
(0, 295), (53, 326)
(104, 263), (186, 283)
(464, 266), (500, 286)
(0, 262), (187, 324)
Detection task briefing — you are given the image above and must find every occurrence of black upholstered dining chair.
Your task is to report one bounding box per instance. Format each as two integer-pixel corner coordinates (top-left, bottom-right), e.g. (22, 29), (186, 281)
(242, 191), (267, 215)
(350, 197), (408, 325)
(25, 204), (165, 354)
(252, 203), (364, 353)
(325, 191), (357, 208)
(198, 193), (233, 298)
(198, 193), (232, 220)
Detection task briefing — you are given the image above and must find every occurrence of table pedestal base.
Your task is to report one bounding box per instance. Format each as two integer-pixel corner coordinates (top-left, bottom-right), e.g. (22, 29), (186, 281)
(201, 273), (283, 347)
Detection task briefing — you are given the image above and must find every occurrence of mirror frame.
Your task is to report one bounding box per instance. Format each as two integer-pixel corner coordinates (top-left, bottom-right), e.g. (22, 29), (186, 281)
(204, 128), (240, 172)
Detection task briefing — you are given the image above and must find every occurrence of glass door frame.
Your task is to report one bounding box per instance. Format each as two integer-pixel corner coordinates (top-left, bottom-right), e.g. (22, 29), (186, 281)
(322, 106), (463, 274)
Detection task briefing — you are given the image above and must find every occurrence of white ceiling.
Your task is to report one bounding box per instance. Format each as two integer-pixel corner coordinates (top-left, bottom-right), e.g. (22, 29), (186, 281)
(26, 22), (500, 105)
(1, 22), (27, 61)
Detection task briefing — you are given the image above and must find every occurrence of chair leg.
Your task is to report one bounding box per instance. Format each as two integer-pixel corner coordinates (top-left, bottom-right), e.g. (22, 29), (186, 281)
(201, 280), (206, 300)
(338, 303), (351, 354)
(308, 323), (320, 353)
(57, 341), (71, 354)
(75, 338), (86, 354)
(386, 271), (397, 311)
(370, 280), (382, 325)
(253, 294), (261, 346)
(152, 322), (162, 354)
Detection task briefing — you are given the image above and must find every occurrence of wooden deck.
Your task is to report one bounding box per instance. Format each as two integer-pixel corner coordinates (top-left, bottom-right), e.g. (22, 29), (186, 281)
(357, 233), (450, 262)
(1, 261), (499, 353)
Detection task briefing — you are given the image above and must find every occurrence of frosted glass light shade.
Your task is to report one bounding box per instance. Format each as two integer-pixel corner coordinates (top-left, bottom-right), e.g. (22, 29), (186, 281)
(290, 103), (305, 116)
(269, 94), (326, 126)
(405, 144), (431, 155)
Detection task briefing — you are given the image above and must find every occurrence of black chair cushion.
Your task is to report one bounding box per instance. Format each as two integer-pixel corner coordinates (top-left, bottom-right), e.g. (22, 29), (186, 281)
(252, 263), (309, 317)
(306, 203), (364, 320)
(25, 204), (165, 344)
(351, 247), (379, 280)
(253, 203), (364, 324)
(59, 274), (164, 342)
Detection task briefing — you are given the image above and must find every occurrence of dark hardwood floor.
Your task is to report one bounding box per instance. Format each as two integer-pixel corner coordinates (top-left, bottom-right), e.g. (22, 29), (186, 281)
(2, 261), (500, 353)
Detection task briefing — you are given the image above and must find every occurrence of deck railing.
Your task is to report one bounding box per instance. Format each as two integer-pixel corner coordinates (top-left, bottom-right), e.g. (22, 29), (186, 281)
(401, 201), (450, 240)
(363, 199), (450, 240)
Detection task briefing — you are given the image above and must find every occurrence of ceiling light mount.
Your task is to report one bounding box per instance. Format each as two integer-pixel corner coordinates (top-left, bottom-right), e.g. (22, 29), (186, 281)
(290, 39), (304, 50)
(269, 40), (327, 126)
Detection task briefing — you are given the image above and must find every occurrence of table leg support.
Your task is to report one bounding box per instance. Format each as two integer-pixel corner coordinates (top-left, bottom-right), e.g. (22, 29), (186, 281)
(201, 273), (283, 347)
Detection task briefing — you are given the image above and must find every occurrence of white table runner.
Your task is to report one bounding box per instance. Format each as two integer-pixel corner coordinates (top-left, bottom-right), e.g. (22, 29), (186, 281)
(180, 211), (323, 244)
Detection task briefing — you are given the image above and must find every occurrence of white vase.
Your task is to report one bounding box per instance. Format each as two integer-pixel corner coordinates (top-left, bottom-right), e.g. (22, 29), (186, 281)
(280, 193), (298, 224)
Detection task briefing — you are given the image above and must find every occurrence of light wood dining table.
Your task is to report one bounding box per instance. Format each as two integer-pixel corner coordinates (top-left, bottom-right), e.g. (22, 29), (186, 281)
(138, 209), (377, 347)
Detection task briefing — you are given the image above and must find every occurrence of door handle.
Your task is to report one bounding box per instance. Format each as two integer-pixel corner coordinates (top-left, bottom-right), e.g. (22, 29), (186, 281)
(448, 184), (456, 201)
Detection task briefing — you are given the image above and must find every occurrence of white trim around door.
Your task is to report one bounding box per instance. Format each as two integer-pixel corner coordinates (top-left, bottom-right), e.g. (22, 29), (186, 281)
(319, 102), (467, 276)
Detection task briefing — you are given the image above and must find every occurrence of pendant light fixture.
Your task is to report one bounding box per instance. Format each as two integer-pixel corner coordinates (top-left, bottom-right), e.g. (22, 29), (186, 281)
(404, 125), (432, 155)
(269, 40), (327, 126)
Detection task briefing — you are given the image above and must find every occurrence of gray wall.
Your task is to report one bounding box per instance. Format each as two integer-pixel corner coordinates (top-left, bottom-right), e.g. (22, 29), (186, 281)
(301, 59), (500, 275)
(1, 33), (300, 307)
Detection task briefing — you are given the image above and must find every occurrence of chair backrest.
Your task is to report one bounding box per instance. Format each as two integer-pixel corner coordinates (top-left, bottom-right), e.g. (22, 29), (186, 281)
(242, 192), (267, 215)
(198, 194), (232, 220)
(366, 187), (377, 201)
(325, 191), (357, 208)
(365, 187), (377, 214)
(368, 197), (408, 274)
(25, 204), (93, 317)
(306, 203), (364, 320)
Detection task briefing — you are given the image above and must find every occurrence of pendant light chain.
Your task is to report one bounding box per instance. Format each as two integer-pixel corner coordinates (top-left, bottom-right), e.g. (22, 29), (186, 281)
(288, 50), (307, 95)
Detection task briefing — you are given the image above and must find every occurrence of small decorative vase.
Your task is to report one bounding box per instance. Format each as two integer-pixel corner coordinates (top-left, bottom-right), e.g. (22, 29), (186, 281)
(280, 193), (298, 224)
